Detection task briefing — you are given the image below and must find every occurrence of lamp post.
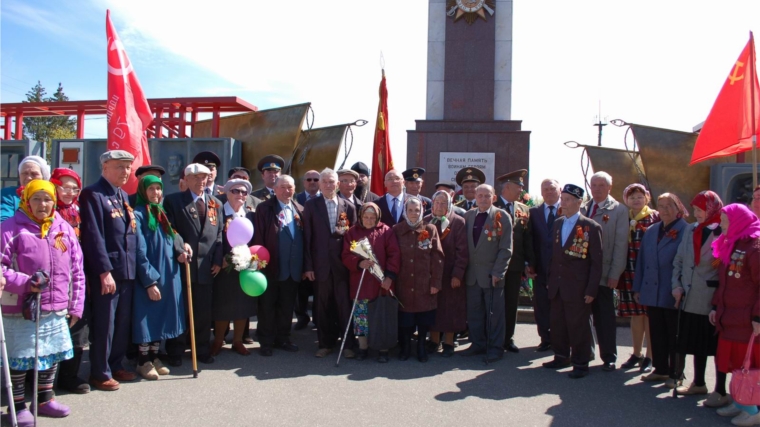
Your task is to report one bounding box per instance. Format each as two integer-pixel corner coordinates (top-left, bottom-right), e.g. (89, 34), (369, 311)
(593, 115), (607, 147)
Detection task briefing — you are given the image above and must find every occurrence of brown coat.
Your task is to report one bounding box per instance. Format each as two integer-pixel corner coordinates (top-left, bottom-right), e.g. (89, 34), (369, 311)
(712, 237), (760, 342)
(425, 212), (469, 332)
(393, 221), (444, 313)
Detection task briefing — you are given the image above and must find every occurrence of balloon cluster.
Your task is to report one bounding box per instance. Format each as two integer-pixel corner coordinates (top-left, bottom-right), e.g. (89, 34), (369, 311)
(226, 217), (270, 297)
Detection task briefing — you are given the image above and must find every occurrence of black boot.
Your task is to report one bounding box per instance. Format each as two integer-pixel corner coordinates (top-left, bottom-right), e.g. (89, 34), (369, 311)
(398, 328), (412, 361)
(356, 348), (369, 361)
(57, 347), (90, 394)
(441, 343), (455, 358)
(417, 325), (429, 362)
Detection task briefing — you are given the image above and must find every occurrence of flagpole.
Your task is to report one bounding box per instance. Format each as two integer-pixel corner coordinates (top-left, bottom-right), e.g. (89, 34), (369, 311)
(752, 31), (758, 188)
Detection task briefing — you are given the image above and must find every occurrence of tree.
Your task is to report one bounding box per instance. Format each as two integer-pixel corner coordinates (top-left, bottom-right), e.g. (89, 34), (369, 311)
(22, 81), (77, 163)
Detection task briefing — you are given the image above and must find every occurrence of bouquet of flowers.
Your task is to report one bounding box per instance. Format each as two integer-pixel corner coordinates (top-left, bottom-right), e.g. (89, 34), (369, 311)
(350, 238), (385, 282)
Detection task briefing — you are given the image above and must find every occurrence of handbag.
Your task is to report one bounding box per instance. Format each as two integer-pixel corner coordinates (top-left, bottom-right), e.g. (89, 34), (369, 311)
(730, 334), (760, 405)
(367, 293), (398, 350)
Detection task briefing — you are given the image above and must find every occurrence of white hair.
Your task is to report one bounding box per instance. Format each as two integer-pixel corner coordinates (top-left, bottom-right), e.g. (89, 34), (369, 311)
(476, 184), (495, 195)
(319, 168), (338, 181)
(590, 171), (612, 185)
(275, 175), (295, 187)
(541, 178), (560, 188)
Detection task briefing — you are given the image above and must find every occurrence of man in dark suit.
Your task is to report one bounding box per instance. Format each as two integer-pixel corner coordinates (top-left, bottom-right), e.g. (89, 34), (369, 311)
(253, 175), (305, 356)
(453, 167), (485, 211)
(193, 151), (224, 196)
(403, 167), (432, 216)
(461, 184), (513, 363)
(80, 150), (139, 391)
(543, 184), (603, 379)
(375, 169), (406, 226)
(303, 168), (358, 358)
(494, 169), (535, 353)
(293, 169), (320, 329)
(435, 182), (467, 217)
(337, 169), (365, 208)
(251, 154), (284, 201)
(350, 161), (381, 203)
(528, 178), (562, 352)
(163, 163), (224, 365)
(128, 165), (165, 206)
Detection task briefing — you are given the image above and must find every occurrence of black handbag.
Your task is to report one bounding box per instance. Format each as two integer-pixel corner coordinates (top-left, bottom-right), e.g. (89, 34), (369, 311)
(367, 294), (398, 350)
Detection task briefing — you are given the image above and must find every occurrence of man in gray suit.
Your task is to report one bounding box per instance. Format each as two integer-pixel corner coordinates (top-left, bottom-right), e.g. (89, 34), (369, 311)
(462, 184), (513, 363)
(582, 171), (628, 371)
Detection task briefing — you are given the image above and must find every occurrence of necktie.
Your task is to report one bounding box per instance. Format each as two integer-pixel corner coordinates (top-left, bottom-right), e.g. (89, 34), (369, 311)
(590, 203), (598, 218)
(204, 187), (211, 196)
(391, 197), (398, 222)
(467, 201), (473, 210)
(507, 202), (513, 217)
(196, 196), (206, 224)
(547, 206), (556, 233)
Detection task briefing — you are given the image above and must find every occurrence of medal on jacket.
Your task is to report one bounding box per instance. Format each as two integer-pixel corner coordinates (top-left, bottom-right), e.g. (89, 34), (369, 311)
(124, 200), (137, 233)
(565, 225), (589, 259)
(418, 229), (432, 250)
(728, 250), (746, 278)
(207, 199), (219, 226)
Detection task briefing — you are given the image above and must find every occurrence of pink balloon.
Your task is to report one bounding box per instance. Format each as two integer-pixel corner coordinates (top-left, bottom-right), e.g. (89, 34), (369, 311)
(227, 217), (254, 247)
(249, 245), (271, 263)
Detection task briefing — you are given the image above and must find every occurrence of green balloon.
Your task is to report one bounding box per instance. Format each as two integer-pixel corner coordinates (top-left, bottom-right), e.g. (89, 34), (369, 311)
(240, 269), (267, 297)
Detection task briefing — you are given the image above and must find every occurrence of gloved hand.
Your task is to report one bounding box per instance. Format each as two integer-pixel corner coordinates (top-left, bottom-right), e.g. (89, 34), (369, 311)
(29, 270), (51, 291)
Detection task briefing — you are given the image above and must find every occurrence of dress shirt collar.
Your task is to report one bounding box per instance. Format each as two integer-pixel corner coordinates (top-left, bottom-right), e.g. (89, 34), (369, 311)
(224, 201), (246, 217)
(191, 191), (204, 204)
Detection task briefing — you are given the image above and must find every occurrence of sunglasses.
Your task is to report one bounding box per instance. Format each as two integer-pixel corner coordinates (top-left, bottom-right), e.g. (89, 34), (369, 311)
(229, 189), (249, 196)
(305, 178), (319, 182)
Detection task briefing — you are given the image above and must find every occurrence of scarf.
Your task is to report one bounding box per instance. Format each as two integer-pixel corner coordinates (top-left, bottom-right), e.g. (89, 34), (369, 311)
(403, 196), (424, 228)
(628, 205), (654, 242)
(50, 168), (82, 230)
(712, 203), (760, 265)
(136, 175), (175, 239)
(431, 190), (452, 234)
(359, 202), (381, 229)
(692, 190), (723, 265)
(20, 180), (56, 239)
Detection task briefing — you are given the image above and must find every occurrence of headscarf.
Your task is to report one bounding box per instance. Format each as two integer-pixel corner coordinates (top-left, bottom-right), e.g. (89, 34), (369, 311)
(50, 168), (82, 230)
(657, 192), (689, 219)
(430, 190), (452, 234)
(403, 196), (424, 228)
(358, 202), (381, 229)
(692, 190), (723, 265)
(20, 179), (56, 239)
(136, 175), (175, 239)
(712, 203), (760, 265)
(18, 155), (51, 180)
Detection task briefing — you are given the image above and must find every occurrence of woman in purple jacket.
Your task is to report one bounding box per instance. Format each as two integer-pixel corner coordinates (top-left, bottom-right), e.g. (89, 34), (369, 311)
(1, 180), (85, 425)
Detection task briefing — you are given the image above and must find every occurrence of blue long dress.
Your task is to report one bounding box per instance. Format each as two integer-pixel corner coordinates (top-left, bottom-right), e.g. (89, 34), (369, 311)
(132, 207), (187, 343)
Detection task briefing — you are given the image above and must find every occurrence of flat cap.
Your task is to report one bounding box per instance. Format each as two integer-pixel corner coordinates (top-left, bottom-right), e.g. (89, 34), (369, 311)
(496, 169), (527, 187)
(435, 181), (456, 191)
(337, 169), (360, 180)
(227, 166), (251, 179)
(402, 167), (425, 182)
(100, 150), (135, 164)
(184, 163), (211, 176)
(351, 161), (370, 176)
(562, 184), (584, 199)
(455, 167), (486, 186)
(257, 154), (285, 172)
(135, 165), (166, 177)
(192, 151), (221, 168)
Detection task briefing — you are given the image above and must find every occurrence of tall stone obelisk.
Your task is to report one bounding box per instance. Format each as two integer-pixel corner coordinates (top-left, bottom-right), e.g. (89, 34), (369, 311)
(408, 0), (529, 193)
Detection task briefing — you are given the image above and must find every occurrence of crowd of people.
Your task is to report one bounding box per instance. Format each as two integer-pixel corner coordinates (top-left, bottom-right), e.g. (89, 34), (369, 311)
(2, 151), (760, 426)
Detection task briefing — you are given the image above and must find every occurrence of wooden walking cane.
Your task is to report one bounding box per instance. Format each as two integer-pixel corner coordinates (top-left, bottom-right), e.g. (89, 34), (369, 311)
(184, 261), (198, 378)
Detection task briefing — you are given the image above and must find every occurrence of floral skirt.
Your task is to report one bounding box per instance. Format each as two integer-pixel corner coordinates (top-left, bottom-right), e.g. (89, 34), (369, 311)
(353, 299), (369, 336)
(2, 314), (73, 371)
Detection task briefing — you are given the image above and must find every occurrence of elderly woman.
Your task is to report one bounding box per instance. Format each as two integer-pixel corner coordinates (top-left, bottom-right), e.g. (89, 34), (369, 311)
(393, 197), (444, 362)
(707, 204), (760, 425)
(424, 190), (468, 357)
(0, 156), (51, 222)
(671, 191), (723, 399)
(131, 175), (188, 380)
(633, 193), (688, 386)
(212, 179), (257, 357)
(1, 180), (85, 423)
(751, 185), (760, 219)
(49, 168), (90, 393)
(342, 202), (401, 363)
(618, 183), (660, 372)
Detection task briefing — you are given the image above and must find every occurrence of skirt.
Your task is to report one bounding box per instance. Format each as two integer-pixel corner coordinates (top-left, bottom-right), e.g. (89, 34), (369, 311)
(2, 314), (73, 371)
(616, 289), (646, 317)
(676, 311), (718, 356)
(212, 270), (258, 321)
(398, 309), (436, 328)
(716, 337), (760, 374)
(353, 299), (369, 336)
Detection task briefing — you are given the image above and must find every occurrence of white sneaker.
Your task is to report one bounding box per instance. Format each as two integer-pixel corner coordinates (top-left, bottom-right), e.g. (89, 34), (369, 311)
(731, 411), (760, 426)
(719, 403), (742, 417)
(704, 392), (733, 408)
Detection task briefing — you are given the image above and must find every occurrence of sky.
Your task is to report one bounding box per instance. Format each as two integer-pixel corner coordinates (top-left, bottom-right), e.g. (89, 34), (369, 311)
(2, 0), (760, 192)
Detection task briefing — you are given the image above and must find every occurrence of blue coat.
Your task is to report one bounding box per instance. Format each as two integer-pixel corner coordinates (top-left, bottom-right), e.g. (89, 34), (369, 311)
(132, 207), (186, 343)
(632, 218), (688, 308)
(0, 186), (19, 223)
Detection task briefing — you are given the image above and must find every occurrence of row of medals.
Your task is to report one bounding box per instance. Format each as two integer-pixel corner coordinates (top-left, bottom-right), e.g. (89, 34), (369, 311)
(729, 250), (746, 278)
(563, 230), (589, 259)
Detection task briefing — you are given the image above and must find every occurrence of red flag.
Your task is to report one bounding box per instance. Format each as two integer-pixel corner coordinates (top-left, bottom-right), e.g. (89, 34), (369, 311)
(106, 10), (153, 193)
(690, 33), (760, 164)
(370, 70), (394, 195)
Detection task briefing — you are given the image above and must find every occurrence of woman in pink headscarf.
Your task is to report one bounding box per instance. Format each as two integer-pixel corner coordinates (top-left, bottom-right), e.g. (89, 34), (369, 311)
(709, 204), (760, 424)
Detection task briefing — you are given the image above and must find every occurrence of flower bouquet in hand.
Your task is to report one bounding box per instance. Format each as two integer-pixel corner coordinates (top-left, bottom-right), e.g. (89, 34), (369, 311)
(350, 238), (385, 282)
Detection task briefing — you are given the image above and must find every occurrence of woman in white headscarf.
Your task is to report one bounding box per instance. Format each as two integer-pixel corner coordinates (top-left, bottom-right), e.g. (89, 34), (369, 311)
(0, 155), (51, 222)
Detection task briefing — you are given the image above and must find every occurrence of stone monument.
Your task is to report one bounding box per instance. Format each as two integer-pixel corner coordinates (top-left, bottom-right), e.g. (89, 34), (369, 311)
(407, 0), (530, 195)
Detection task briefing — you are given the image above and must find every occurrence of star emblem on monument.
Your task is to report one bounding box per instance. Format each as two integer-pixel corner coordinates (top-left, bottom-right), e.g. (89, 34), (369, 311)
(446, 0), (496, 24)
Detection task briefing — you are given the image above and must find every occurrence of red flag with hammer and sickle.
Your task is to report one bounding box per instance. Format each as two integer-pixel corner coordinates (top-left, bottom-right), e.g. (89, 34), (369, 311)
(106, 10), (153, 193)
(691, 33), (760, 164)
(370, 70), (394, 195)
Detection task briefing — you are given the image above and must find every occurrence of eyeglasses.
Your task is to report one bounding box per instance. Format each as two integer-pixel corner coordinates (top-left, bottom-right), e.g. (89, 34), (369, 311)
(59, 187), (80, 195)
(229, 189), (249, 196)
(305, 178), (319, 182)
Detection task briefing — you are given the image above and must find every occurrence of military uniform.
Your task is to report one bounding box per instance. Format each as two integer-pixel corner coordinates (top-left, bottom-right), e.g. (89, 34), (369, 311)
(252, 155), (284, 201)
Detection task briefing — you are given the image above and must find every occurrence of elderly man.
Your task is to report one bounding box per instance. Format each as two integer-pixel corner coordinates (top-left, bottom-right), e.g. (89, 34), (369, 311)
(435, 182), (467, 217)
(529, 178), (562, 352)
(494, 170), (535, 353)
(163, 163), (224, 366)
(350, 161), (380, 203)
(337, 169), (364, 207)
(0, 155), (51, 222)
(583, 171), (628, 371)
(79, 150), (139, 391)
(462, 184), (513, 363)
(303, 168), (358, 358)
(253, 175), (305, 356)
(403, 167), (432, 216)
(193, 151), (223, 196)
(251, 155), (285, 201)
(376, 169), (406, 226)
(454, 168), (485, 211)
(543, 184), (603, 379)
(296, 170), (321, 206)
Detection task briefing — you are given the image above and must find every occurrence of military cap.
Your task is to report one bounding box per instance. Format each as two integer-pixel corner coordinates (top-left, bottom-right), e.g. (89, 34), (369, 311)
(257, 154), (285, 172)
(184, 163), (211, 176)
(192, 151), (221, 168)
(351, 161), (370, 176)
(135, 165), (166, 177)
(337, 169), (360, 180)
(455, 167), (486, 186)
(402, 167), (426, 182)
(562, 184), (584, 199)
(100, 150), (135, 164)
(435, 181), (456, 191)
(496, 169), (527, 187)
(227, 166), (251, 179)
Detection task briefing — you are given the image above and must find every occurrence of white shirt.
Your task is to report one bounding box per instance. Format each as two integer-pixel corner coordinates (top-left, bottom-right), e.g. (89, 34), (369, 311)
(385, 192), (404, 221)
(561, 212), (580, 246)
(278, 199), (295, 235)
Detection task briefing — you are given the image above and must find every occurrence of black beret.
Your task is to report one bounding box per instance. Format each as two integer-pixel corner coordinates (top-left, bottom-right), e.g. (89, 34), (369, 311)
(435, 181), (456, 191)
(135, 165), (166, 177)
(562, 184), (585, 199)
(192, 151), (221, 167)
(227, 167), (251, 179)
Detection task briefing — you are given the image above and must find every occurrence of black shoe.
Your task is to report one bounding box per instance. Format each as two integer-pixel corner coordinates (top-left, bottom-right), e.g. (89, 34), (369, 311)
(57, 348), (90, 394)
(536, 342), (552, 352)
(620, 354), (643, 369)
(568, 368), (589, 379)
(167, 355), (183, 367)
(259, 347), (273, 357)
(484, 353), (504, 363)
(543, 359), (571, 369)
(398, 343), (411, 361)
(417, 341), (429, 363)
(426, 340), (441, 353)
(294, 318), (310, 331)
(57, 376), (90, 394)
(356, 349), (369, 361)
(441, 343), (455, 358)
(198, 354), (215, 364)
(377, 351), (389, 363)
(639, 357), (653, 373)
(278, 342), (299, 352)
(505, 340), (519, 353)
(602, 362), (616, 372)
(460, 347), (486, 357)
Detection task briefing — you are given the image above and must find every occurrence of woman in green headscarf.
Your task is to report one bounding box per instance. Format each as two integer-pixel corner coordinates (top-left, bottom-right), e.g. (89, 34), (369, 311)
(131, 175), (190, 381)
